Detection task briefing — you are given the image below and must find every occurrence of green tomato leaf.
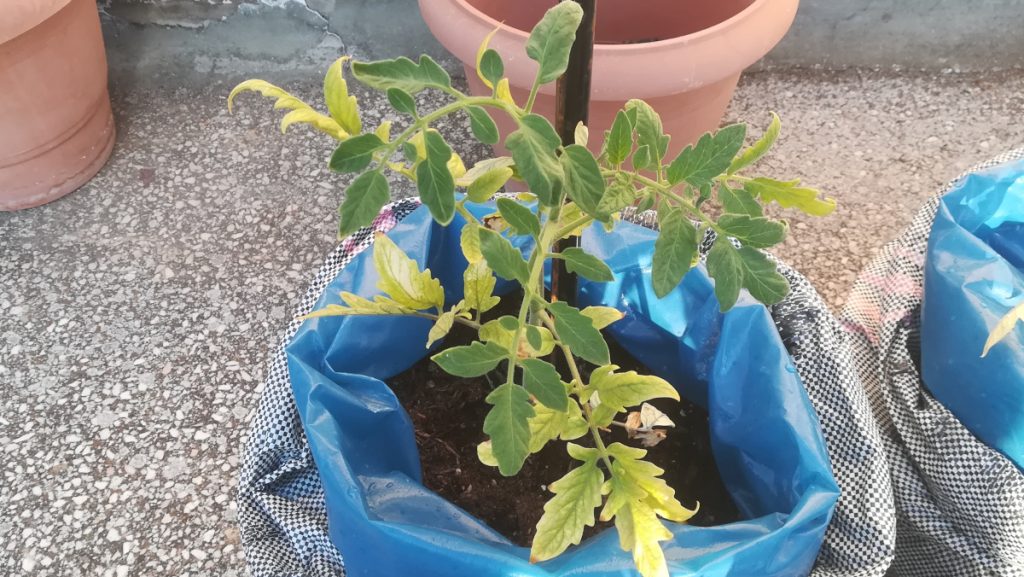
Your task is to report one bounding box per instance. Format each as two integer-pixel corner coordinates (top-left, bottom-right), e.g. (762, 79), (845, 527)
(478, 228), (530, 284)
(480, 48), (504, 88)
(705, 236), (743, 311)
(548, 301), (610, 365)
(716, 214), (787, 249)
(737, 246), (789, 305)
(505, 114), (562, 206)
(605, 109), (634, 166)
(351, 55), (451, 94)
(416, 130), (457, 225)
(466, 167), (514, 203)
(432, 340), (507, 377)
(520, 358), (569, 411)
(589, 365), (679, 413)
(560, 144), (608, 222)
(496, 197), (541, 238)
(581, 306), (624, 329)
(372, 233), (445, 311)
(558, 247), (614, 282)
(729, 112), (780, 174)
(426, 310), (455, 348)
(666, 124), (746, 188)
(526, 325), (544, 350)
(631, 144), (652, 171)
(386, 87), (417, 117)
(329, 133), (385, 174)
(529, 455), (604, 563)
(525, 1), (584, 85)
(743, 177), (836, 217)
(466, 106), (500, 145)
(323, 56), (362, 135)
(651, 208), (699, 298)
(463, 260), (500, 314)
(625, 100), (666, 167)
(718, 183), (763, 217)
(484, 383), (534, 476)
(597, 180), (637, 216)
(337, 171), (390, 237)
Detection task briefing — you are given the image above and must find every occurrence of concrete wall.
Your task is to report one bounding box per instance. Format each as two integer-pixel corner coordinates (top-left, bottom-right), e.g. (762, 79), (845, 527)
(99, 0), (1024, 84)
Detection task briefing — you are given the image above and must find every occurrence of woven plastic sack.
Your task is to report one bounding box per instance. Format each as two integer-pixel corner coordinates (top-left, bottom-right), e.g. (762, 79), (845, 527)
(237, 198), (895, 577)
(840, 148), (1024, 576)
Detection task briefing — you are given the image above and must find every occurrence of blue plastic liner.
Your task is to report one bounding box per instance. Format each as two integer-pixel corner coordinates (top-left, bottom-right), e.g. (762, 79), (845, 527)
(286, 202), (839, 576)
(923, 158), (1024, 470)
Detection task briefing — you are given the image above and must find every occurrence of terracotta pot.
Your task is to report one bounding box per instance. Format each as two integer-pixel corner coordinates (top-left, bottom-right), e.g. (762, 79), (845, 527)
(418, 0), (797, 158)
(1, 0), (115, 210)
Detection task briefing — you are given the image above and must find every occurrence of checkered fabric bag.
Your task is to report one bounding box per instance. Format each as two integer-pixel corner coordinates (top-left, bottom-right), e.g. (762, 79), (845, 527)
(236, 187), (968, 576)
(839, 148), (1024, 577)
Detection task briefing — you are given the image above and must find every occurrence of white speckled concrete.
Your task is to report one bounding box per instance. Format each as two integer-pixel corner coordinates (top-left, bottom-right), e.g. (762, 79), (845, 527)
(1, 68), (1022, 575)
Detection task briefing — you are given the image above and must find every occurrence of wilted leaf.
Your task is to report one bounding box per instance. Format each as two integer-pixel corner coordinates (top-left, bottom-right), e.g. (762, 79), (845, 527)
(529, 451), (604, 563)
(589, 365), (679, 413)
(744, 177), (836, 216)
(324, 56), (362, 134)
(372, 233), (445, 311)
(982, 301), (1024, 357)
(729, 112), (780, 174)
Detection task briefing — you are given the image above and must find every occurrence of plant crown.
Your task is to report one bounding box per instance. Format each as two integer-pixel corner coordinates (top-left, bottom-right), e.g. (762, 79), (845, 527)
(229, 4), (834, 576)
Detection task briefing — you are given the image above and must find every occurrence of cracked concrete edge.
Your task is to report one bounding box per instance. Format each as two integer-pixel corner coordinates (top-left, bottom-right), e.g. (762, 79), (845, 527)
(99, 0), (1024, 88)
(99, 0), (453, 87)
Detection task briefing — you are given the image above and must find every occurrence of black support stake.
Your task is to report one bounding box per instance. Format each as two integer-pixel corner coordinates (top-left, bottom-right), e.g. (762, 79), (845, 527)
(551, 0), (596, 309)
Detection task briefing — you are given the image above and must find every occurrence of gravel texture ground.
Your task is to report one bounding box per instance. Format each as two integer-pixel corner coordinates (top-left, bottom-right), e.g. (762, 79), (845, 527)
(1, 68), (1022, 576)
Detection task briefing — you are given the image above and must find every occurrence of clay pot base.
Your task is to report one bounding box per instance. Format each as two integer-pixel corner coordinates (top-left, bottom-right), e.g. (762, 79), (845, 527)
(0, 91), (115, 211)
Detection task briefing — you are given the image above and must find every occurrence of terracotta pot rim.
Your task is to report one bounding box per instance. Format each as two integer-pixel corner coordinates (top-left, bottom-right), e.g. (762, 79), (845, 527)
(449, 0), (779, 52)
(420, 0), (799, 99)
(1, 0), (73, 45)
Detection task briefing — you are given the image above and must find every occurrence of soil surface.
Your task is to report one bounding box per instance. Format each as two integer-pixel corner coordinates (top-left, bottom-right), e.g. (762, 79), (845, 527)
(387, 298), (741, 547)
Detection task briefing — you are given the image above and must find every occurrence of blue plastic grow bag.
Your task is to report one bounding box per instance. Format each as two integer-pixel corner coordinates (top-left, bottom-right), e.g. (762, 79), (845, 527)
(922, 157), (1024, 470)
(286, 202), (839, 576)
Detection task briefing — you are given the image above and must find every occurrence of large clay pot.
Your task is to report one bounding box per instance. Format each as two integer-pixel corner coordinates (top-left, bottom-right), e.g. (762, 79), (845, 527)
(418, 0), (797, 157)
(1, 0), (115, 210)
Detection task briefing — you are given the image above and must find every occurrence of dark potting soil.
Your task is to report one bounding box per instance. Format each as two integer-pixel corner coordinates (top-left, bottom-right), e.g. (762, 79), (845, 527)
(386, 299), (742, 547)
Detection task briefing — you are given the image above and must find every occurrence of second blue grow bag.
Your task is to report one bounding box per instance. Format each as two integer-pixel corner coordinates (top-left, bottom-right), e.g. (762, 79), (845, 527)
(286, 201), (840, 576)
(923, 157), (1024, 470)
